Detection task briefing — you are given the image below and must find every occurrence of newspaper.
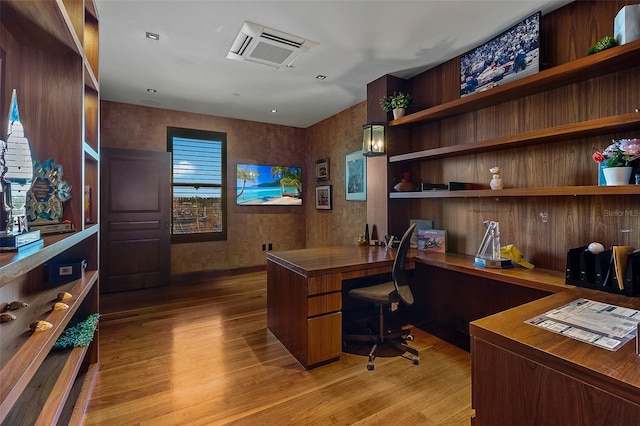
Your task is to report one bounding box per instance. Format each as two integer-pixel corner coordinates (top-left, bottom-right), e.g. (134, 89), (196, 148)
(526, 298), (640, 351)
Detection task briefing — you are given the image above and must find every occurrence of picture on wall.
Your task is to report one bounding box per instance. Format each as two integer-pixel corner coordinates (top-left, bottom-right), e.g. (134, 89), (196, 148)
(315, 185), (332, 210)
(460, 11), (541, 98)
(345, 150), (366, 201)
(316, 158), (329, 180)
(236, 163), (302, 205)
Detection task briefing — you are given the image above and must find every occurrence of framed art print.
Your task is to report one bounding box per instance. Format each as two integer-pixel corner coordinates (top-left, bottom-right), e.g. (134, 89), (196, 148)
(316, 158), (329, 180)
(460, 11), (540, 98)
(345, 150), (366, 201)
(315, 185), (331, 210)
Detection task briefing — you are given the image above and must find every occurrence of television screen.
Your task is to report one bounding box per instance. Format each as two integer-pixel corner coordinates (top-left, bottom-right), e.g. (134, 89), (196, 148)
(460, 11), (541, 98)
(236, 163), (302, 205)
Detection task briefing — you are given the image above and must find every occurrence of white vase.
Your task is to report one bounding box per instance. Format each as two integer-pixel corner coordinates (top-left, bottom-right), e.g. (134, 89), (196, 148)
(490, 177), (503, 190)
(392, 108), (405, 120)
(602, 166), (633, 186)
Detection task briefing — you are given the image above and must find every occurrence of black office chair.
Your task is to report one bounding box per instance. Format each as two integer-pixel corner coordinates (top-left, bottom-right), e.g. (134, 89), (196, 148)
(343, 223), (419, 370)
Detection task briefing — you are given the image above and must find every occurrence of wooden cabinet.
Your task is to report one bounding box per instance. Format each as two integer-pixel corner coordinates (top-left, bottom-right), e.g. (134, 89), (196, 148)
(266, 246), (399, 369)
(470, 289), (640, 425)
(373, 1), (640, 274)
(0, 0), (99, 424)
(266, 259), (342, 369)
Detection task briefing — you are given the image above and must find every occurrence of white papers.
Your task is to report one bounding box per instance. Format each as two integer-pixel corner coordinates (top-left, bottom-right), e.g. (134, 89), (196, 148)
(526, 298), (640, 351)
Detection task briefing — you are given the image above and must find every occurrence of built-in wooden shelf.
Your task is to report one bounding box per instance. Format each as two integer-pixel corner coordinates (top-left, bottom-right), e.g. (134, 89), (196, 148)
(0, 0), (82, 54)
(0, 226), (98, 288)
(1, 1), (99, 423)
(390, 185), (640, 199)
(3, 346), (90, 425)
(0, 270), (99, 422)
(389, 39), (640, 127)
(389, 112), (640, 163)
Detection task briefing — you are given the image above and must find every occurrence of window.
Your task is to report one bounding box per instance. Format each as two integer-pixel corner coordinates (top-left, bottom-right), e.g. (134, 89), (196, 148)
(168, 127), (227, 243)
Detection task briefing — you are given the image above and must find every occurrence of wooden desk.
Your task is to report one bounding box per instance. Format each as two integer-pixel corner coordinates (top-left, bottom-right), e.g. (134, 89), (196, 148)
(414, 252), (572, 294)
(266, 246), (570, 369)
(266, 245), (407, 369)
(470, 288), (640, 425)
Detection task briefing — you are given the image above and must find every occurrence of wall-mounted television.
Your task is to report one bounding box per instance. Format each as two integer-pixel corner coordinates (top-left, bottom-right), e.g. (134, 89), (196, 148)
(236, 163), (302, 205)
(460, 11), (541, 98)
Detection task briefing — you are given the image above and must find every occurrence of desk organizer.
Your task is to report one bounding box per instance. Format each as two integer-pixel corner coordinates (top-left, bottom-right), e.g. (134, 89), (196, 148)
(566, 246), (640, 296)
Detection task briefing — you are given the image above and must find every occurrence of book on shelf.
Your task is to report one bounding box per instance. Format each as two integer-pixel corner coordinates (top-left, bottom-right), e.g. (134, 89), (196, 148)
(611, 245), (635, 290)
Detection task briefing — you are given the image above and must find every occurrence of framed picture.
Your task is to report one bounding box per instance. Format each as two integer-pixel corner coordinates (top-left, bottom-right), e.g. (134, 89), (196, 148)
(316, 158), (329, 180)
(236, 163), (302, 206)
(315, 185), (331, 210)
(345, 150), (366, 201)
(460, 11), (540, 98)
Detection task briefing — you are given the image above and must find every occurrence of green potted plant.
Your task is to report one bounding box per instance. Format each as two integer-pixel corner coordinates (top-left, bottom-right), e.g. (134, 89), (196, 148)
(380, 92), (414, 119)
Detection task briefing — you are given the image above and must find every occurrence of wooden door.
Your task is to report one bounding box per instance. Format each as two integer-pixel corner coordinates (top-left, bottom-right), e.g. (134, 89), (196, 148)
(100, 148), (171, 293)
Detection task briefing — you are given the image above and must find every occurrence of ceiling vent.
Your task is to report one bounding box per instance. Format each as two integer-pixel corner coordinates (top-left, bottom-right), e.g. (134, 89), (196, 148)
(227, 21), (317, 68)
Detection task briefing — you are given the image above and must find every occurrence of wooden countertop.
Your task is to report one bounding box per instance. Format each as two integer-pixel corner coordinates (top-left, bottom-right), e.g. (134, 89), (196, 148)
(268, 246), (572, 294)
(267, 245), (397, 277)
(470, 288), (640, 405)
(414, 252), (573, 294)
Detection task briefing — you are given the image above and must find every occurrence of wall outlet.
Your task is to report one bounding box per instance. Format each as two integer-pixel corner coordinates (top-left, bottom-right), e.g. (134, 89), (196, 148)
(262, 244), (266, 251)
(268, 243), (273, 250)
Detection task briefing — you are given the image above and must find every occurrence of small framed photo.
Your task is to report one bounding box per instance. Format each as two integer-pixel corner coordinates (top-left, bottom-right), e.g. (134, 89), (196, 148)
(316, 158), (329, 180)
(315, 185), (332, 210)
(345, 150), (366, 201)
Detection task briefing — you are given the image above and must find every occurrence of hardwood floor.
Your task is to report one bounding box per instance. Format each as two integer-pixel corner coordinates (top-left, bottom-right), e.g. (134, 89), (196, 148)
(85, 272), (472, 425)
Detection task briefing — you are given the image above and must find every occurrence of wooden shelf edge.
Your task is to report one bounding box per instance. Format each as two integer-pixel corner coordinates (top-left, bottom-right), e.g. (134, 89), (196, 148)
(0, 226), (98, 288)
(83, 143), (99, 161)
(68, 362), (98, 425)
(389, 112), (640, 163)
(0, 270), (99, 422)
(84, 61), (99, 92)
(390, 39), (640, 127)
(390, 185), (640, 199)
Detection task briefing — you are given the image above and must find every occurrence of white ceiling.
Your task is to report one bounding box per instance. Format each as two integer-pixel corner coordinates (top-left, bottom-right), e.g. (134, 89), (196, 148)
(96, 0), (572, 128)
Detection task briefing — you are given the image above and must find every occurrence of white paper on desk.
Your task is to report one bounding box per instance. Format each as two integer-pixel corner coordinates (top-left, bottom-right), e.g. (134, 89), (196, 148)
(526, 298), (640, 351)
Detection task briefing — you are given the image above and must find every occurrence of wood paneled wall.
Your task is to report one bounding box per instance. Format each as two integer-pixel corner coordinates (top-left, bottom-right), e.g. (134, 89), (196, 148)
(100, 100), (367, 275)
(304, 103), (368, 247)
(384, 0), (640, 271)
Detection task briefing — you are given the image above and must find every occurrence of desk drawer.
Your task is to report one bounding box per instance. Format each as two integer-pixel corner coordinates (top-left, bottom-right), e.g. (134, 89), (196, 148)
(307, 311), (342, 366)
(308, 275), (341, 295)
(308, 292), (341, 317)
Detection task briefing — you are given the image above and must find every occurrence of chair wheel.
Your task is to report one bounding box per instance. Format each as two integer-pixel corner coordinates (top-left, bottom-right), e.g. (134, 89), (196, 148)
(406, 334), (414, 341)
(367, 362), (375, 370)
(412, 356), (419, 365)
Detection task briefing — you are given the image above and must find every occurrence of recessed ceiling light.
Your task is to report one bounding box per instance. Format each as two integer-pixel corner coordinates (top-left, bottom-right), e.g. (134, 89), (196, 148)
(147, 88), (157, 93)
(316, 75), (327, 80)
(271, 109), (278, 113)
(146, 32), (160, 41)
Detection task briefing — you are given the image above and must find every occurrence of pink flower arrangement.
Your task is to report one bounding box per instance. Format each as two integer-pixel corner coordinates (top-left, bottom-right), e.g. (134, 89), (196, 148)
(592, 138), (640, 168)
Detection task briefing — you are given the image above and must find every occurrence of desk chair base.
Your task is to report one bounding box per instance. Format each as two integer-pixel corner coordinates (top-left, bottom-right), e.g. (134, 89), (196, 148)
(343, 304), (420, 370)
